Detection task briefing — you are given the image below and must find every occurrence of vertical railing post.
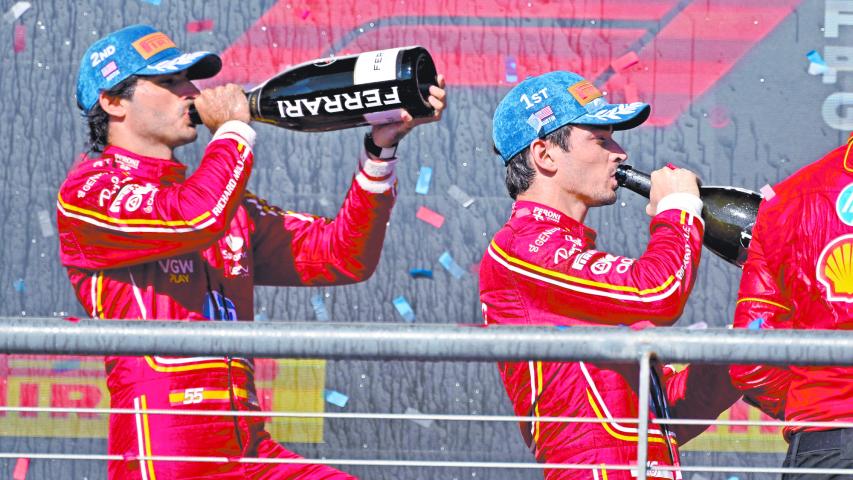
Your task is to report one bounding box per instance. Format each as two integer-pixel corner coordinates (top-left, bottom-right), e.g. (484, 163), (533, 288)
(636, 350), (652, 480)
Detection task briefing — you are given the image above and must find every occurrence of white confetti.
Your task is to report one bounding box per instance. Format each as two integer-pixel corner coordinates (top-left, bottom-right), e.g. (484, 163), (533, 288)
(37, 209), (54, 237)
(404, 407), (434, 428)
(447, 185), (475, 208)
(808, 62), (831, 76)
(3, 2), (31, 23)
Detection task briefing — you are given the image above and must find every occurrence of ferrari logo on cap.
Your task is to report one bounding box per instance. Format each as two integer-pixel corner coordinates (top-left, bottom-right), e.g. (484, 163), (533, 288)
(568, 80), (602, 106)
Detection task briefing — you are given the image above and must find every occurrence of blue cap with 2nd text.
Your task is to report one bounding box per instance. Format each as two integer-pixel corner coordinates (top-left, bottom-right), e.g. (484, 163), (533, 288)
(76, 24), (222, 113)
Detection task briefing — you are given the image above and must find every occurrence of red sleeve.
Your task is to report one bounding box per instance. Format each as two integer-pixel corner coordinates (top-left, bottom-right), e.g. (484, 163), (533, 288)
(728, 201), (795, 420)
(494, 206), (704, 326)
(57, 121), (255, 269)
(248, 153), (396, 286)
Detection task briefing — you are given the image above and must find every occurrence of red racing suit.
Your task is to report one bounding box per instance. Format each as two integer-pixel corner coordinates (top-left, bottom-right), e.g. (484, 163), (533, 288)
(479, 199), (740, 480)
(57, 120), (397, 479)
(730, 139), (853, 439)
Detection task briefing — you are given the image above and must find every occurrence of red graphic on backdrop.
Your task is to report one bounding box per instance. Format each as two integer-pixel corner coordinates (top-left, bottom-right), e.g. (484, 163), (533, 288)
(211, 0), (800, 126)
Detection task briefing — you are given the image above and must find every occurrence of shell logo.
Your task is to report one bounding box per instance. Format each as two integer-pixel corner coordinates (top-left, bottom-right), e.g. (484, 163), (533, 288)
(816, 234), (853, 302)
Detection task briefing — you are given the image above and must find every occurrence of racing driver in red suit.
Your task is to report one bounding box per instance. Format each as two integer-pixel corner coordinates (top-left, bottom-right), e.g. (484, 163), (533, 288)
(58, 24), (446, 479)
(481, 71), (740, 479)
(730, 136), (853, 477)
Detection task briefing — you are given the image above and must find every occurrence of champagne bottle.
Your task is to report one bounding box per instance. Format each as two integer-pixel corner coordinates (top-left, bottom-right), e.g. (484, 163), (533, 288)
(190, 46), (438, 132)
(615, 165), (762, 268)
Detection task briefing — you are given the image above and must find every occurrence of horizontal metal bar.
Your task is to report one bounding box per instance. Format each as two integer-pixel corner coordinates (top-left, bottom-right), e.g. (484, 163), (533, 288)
(3, 405), (852, 429)
(0, 453), (626, 470)
(652, 464), (853, 476)
(2, 318), (853, 365)
(0, 453), (851, 476)
(0, 406), (636, 424)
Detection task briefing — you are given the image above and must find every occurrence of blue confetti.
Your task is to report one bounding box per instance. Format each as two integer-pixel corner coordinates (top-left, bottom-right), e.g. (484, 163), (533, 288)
(140, 0), (161, 4)
(254, 312), (269, 322)
(806, 50), (826, 66)
(438, 251), (466, 279)
(393, 296), (415, 322)
(409, 268), (433, 279)
(748, 318), (764, 330)
(324, 389), (349, 408)
(53, 360), (81, 372)
(311, 294), (330, 321)
(415, 166), (432, 195)
(555, 326), (570, 331)
(505, 56), (518, 83)
(13, 278), (24, 293)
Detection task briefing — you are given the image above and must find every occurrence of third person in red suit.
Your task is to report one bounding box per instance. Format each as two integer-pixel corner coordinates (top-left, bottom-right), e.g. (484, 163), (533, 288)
(730, 134), (853, 478)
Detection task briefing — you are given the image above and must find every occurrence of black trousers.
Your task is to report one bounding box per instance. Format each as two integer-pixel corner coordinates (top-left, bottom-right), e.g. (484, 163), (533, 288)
(781, 429), (853, 480)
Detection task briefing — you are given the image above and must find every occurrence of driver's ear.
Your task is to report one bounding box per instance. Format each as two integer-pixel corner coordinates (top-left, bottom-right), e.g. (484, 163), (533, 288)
(529, 138), (558, 175)
(98, 92), (127, 118)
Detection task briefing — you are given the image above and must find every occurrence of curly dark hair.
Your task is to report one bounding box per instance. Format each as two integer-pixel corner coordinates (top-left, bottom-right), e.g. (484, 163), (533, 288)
(497, 125), (572, 200)
(85, 75), (139, 154)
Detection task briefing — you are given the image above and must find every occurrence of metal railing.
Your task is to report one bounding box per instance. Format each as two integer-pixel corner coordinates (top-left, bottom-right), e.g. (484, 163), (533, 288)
(2, 317), (853, 479)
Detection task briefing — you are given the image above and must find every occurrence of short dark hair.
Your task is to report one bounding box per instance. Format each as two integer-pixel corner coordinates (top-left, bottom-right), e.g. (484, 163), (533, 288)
(498, 125), (572, 200)
(85, 75), (139, 154)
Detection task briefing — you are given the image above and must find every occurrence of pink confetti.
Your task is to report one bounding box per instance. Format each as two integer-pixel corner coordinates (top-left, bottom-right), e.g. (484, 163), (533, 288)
(416, 206), (445, 229)
(629, 320), (656, 331)
(186, 19), (214, 33)
(611, 51), (639, 72)
(759, 184), (776, 201)
(64, 316), (81, 323)
(13, 458), (29, 480)
(122, 453), (138, 462)
(300, 9), (311, 20)
(623, 83), (639, 103)
(13, 24), (25, 53)
(708, 105), (730, 128)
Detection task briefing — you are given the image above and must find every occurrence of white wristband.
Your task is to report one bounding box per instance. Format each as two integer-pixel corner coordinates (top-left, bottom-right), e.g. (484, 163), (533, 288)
(656, 192), (703, 218)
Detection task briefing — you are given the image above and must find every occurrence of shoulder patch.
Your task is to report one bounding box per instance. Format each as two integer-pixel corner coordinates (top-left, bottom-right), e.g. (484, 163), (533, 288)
(835, 183), (853, 225)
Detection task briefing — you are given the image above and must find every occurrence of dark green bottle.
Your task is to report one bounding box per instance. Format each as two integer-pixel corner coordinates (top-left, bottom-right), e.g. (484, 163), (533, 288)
(615, 165), (762, 268)
(190, 46), (438, 132)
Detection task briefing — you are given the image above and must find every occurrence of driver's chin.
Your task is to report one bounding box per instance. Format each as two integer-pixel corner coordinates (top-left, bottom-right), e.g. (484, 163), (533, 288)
(172, 128), (199, 148)
(596, 192), (618, 207)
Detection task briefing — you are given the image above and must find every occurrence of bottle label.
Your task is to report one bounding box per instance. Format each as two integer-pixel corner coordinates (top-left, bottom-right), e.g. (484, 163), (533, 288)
(364, 108), (405, 125)
(353, 48), (402, 85)
(275, 86), (402, 118)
